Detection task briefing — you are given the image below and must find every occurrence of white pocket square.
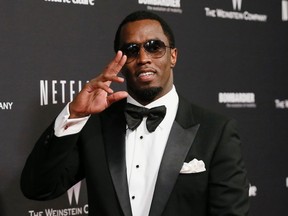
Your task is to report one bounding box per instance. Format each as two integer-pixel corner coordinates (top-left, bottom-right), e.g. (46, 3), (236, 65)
(180, 158), (206, 174)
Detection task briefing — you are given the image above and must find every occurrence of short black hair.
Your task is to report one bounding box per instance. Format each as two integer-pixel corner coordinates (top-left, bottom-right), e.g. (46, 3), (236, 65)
(114, 10), (175, 52)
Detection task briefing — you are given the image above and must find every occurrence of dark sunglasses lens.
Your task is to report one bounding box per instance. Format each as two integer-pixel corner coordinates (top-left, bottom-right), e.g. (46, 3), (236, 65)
(144, 40), (165, 54)
(123, 44), (139, 58)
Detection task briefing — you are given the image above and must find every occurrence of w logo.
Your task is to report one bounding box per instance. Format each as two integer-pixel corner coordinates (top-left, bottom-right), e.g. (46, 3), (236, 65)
(67, 181), (82, 205)
(282, 0), (288, 21)
(232, 0), (242, 11)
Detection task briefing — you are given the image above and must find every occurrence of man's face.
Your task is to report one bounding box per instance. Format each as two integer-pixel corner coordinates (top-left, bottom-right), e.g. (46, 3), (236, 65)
(119, 19), (177, 105)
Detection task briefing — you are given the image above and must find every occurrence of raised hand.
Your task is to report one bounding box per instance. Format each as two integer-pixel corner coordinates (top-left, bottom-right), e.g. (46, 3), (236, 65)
(69, 51), (128, 118)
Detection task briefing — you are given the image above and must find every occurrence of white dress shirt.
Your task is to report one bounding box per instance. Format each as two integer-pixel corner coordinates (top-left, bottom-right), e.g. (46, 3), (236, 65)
(54, 86), (179, 216)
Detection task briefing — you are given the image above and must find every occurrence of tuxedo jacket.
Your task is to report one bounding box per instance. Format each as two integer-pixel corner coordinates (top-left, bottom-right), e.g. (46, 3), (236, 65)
(21, 96), (250, 216)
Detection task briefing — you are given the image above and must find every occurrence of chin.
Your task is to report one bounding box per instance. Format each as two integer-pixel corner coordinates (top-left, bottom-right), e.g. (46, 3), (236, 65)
(130, 86), (163, 103)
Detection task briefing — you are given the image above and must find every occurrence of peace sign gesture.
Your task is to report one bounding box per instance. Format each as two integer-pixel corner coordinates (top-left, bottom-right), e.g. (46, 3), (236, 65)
(69, 51), (127, 118)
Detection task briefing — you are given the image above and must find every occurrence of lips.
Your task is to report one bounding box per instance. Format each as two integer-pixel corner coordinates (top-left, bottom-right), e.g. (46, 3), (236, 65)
(136, 67), (156, 76)
(138, 72), (154, 77)
(136, 69), (156, 82)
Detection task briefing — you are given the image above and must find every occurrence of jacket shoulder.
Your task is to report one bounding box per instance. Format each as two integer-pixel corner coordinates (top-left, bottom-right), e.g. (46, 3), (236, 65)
(178, 96), (231, 127)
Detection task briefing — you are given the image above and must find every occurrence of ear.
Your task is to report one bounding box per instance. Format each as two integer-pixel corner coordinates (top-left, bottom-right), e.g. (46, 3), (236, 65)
(170, 48), (178, 68)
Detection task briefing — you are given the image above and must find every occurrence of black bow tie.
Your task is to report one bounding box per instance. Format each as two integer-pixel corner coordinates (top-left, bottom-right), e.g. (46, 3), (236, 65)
(124, 103), (167, 132)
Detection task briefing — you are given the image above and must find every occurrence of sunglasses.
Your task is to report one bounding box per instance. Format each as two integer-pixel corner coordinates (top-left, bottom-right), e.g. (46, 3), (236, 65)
(120, 39), (172, 64)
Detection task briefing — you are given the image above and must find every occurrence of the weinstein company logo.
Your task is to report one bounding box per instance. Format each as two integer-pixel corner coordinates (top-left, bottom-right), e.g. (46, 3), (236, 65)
(205, 0), (268, 22)
(138, 0), (183, 14)
(67, 181), (82, 205)
(218, 92), (257, 108)
(0, 102), (13, 110)
(28, 181), (88, 216)
(232, 0), (242, 11)
(282, 0), (288, 21)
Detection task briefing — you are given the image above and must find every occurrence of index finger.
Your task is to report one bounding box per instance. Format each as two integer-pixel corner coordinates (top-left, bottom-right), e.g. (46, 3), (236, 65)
(105, 50), (127, 76)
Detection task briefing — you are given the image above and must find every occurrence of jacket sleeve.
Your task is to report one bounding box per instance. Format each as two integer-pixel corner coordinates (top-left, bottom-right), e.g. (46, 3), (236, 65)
(20, 122), (85, 200)
(208, 119), (250, 216)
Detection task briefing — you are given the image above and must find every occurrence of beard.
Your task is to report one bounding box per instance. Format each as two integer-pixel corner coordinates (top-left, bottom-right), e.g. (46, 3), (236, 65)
(128, 86), (163, 104)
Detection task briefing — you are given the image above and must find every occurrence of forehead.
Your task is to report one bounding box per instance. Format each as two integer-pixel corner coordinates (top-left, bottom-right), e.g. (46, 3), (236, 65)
(119, 19), (168, 44)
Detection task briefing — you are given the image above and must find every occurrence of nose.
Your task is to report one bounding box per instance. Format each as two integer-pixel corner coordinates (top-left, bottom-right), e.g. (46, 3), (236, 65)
(136, 46), (151, 64)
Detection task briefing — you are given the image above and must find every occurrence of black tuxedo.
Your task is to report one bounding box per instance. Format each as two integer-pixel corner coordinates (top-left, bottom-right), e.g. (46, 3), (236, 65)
(21, 96), (249, 216)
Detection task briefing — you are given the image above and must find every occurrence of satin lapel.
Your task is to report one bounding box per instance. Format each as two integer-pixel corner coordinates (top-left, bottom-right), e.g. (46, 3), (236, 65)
(101, 100), (132, 216)
(149, 96), (200, 216)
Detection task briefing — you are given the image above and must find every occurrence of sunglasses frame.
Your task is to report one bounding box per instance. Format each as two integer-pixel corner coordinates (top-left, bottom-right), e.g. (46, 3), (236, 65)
(120, 39), (172, 64)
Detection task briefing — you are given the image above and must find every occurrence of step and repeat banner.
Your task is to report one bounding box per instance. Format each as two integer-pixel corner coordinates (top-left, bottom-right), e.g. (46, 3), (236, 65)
(1, 0), (288, 215)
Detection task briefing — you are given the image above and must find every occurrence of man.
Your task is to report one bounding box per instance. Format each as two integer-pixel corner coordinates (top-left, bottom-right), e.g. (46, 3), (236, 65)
(21, 11), (250, 216)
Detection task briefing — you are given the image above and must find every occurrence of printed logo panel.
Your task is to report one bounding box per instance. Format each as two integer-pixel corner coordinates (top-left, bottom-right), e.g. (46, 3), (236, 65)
(205, 0), (268, 22)
(40, 80), (88, 106)
(27, 181), (88, 216)
(138, 0), (183, 14)
(218, 92), (257, 108)
(44, 0), (95, 6)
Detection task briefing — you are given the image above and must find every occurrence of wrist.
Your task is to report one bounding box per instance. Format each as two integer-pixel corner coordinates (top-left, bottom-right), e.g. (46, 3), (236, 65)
(68, 103), (89, 119)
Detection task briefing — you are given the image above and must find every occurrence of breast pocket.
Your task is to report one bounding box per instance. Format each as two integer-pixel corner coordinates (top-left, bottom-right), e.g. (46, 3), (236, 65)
(174, 171), (208, 196)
